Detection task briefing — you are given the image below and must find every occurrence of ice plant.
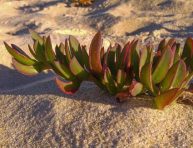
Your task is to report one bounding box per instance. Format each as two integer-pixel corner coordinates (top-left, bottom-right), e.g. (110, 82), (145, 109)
(4, 30), (193, 109)
(72, 0), (93, 6)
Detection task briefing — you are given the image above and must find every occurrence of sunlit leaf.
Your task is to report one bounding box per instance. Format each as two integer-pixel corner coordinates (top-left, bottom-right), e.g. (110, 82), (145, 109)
(152, 46), (173, 84)
(12, 58), (39, 76)
(89, 31), (103, 75)
(45, 36), (55, 62)
(29, 29), (43, 45)
(161, 60), (187, 92)
(55, 78), (80, 95)
(69, 57), (89, 80)
(154, 88), (183, 109)
(4, 42), (36, 66)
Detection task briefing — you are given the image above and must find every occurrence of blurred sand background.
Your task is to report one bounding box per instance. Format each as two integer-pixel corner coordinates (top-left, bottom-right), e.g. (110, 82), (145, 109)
(0, 0), (193, 147)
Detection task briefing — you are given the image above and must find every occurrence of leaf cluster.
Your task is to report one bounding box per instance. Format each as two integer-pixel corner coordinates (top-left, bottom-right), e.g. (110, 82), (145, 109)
(4, 30), (193, 109)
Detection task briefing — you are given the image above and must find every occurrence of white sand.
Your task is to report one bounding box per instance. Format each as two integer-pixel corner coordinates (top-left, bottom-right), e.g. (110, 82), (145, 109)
(0, 0), (193, 147)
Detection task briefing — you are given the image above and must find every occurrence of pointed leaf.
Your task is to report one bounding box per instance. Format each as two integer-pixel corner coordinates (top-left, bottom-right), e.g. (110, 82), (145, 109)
(33, 40), (46, 62)
(12, 58), (39, 76)
(69, 57), (89, 80)
(55, 78), (80, 95)
(28, 44), (37, 58)
(55, 45), (68, 65)
(89, 32), (103, 75)
(52, 61), (76, 81)
(157, 39), (166, 53)
(154, 88), (183, 109)
(64, 39), (72, 64)
(182, 37), (193, 59)
(29, 29), (43, 45)
(161, 60), (187, 92)
(116, 69), (126, 90)
(69, 35), (83, 65)
(104, 67), (117, 95)
(45, 36), (55, 62)
(4, 42), (36, 66)
(81, 46), (89, 69)
(140, 63), (157, 95)
(152, 46), (173, 84)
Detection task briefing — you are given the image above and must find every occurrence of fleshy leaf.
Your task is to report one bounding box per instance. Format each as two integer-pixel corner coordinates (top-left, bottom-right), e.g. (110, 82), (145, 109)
(104, 67), (117, 95)
(45, 36), (55, 62)
(29, 29), (43, 45)
(55, 45), (68, 65)
(55, 78), (80, 95)
(182, 37), (193, 59)
(152, 46), (173, 84)
(140, 63), (157, 95)
(116, 69), (126, 90)
(33, 40), (46, 62)
(89, 32), (103, 75)
(161, 60), (187, 92)
(52, 61), (76, 81)
(64, 39), (72, 64)
(28, 44), (37, 58)
(12, 58), (39, 76)
(69, 35), (83, 65)
(81, 46), (89, 69)
(129, 81), (144, 96)
(69, 57), (89, 80)
(4, 42), (36, 66)
(154, 88), (183, 109)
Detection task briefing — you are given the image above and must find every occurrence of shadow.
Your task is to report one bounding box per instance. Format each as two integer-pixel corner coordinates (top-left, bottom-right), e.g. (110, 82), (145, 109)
(126, 22), (193, 38)
(86, 0), (120, 17)
(8, 23), (38, 36)
(0, 64), (154, 109)
(19, 0), (64, 13)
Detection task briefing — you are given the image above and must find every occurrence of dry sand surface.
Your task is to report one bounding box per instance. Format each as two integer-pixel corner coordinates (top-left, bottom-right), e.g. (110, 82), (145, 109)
(0, 0), (193, 147)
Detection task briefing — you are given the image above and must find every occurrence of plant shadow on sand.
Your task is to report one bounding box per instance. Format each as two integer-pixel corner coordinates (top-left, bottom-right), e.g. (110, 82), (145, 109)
(0, 64), (154, 110)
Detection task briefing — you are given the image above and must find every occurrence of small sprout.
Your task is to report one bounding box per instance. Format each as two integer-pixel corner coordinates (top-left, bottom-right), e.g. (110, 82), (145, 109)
(4, 30), (193, 110)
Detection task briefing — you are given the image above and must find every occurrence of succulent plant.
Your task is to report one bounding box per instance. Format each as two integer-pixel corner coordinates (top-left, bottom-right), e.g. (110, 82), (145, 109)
(72, 0), (93, 6)
(4, 30), (193, 109)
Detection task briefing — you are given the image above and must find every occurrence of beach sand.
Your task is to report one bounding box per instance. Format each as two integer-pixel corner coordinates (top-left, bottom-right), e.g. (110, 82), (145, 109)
(0, 0), (193, 147)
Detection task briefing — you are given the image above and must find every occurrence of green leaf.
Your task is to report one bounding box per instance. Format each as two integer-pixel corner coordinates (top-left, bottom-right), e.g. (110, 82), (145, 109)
(45, 36), (55, 62)
(81, 46), (89, 69)
(89, 31), (103, 75)
(29, 29), (43, 45)
(64, 39), (72, 64)
(33, 40), (46, 62)
(182, 37), (193, 59)
(129, 81), (143, 96)
(52, 61), (76, 81)
(28, 44), (37, 58)
(55, 78), (80, 94)
(104, 67), (117, 95)
(140, 62), (157, 95)
(12, 58), (39, 76)
(55, 45), (67, 65)
(69, 35), (83, 65)
(154, 88), (183, 109)
(161, 60), (187, 92)
(152, 46), (173, 84)
(4, 42), (36, 66)
(69, 57), (89, 80)
(157, 39), (166, 53)
(116, 69), (126, 90)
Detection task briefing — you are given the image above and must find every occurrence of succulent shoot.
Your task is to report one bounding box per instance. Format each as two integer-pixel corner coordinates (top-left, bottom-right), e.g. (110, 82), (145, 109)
(4, 30), (193, 109)
(72, 0), (93, 6)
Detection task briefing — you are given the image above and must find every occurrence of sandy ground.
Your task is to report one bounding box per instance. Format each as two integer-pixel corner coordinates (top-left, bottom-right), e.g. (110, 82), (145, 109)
(0, 0), (193, 147)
